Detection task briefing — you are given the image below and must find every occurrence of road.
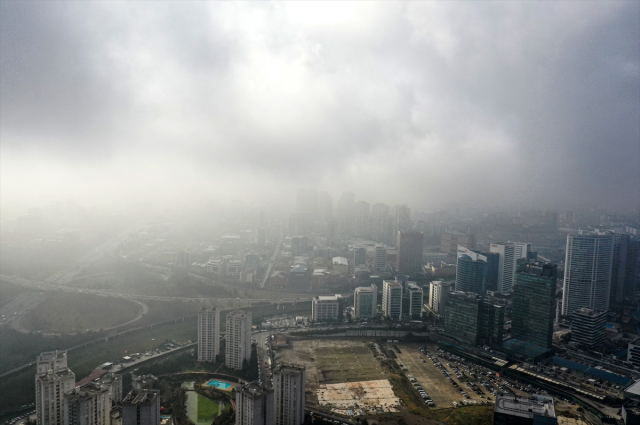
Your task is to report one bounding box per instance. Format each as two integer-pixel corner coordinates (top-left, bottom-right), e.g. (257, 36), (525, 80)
(259, 224), (284, 289)
(0, 292), (47, 329)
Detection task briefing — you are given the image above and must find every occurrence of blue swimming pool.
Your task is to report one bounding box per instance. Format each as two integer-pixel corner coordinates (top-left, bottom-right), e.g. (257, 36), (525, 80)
(205, 380), (231, 390)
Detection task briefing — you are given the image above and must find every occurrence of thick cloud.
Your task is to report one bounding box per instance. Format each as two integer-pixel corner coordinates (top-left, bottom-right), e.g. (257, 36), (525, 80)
(1, 1), (638, 214)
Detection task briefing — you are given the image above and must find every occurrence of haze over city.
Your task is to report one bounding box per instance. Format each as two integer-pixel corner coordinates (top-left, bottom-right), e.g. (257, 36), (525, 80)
(1, 3), (640, 425)
(1, 1), (639, 218)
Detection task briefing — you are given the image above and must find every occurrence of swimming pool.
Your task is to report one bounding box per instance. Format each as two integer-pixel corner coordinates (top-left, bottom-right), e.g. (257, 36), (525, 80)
(205, 380), (231, 390)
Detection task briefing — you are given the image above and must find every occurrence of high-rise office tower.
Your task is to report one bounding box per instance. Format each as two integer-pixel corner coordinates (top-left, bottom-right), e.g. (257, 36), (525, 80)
(571, 307), (606, 349)
(561, 231), (614, 316)
(311, 295), (341, 322)
(336, 192), (355, 236)
(455, 245), (488, 294)
(353, 246), (366, 267)
(480, 301), (504, 348)
(477, 250), (500, 292)
(36, 351), (76, 425)
(428, 281), (452, 317)
(393, 204), (411, 236)
(512, 260), (557, 349)
(407, 283), (424, 318)
(317, 191), (333, 225)
(373, 244), (387, 272)
(226, 310), (253, 371)
(610, 233), (640, 305)
(371, 203), (391, 244)
(354, 284), (377, 319)
(440, 232), (476, 259)
(235, 382), (274, 425)
(444, 292), (503, 347)
(397, 231), (424, 274)
(295, 188), (317, 235)
(382, 280), (403, 320)
(354, 201), (370, 238)
(513, 242), (533, 260)
(490, 243), (516, 293)
(63, 382), (111, 425)
(122, 390), (160, 425)
(273, 364), (306, 425)
(198, 306), (220, 362)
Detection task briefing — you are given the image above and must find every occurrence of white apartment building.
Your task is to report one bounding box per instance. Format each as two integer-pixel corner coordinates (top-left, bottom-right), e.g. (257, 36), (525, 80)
(226, 310), (253, 371)
(562, 230), (614, 315)
(354, 284), (377, 319)
(490, 243), (516, 293)
(63, 382), (110, 425)
(382, 280), (403, 320)
(273, 364), (306, 425)
(198, 306), (220, 362)
(311, 295), (341, 322)
(36, 351), (76, 425)
(374, 245), (387, 272)
(407, 283), (424, 318)
(428, 281), (451, 317)
(235, 383), (274, 425)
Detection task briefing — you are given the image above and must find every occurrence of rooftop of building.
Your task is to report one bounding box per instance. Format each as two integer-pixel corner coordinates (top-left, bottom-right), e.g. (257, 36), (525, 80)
(573, 307), (606, 317)
(332, 257), (348, 265)
(290, 264), (308, 273)
(123, 389), (159, 405)
(315, 295), (340, 302)
(274, 363), (306, 374)
(355, 285), (375, 293)
(38, 350), (67, 362)
(239, 382), (271, 398)
(407, 283), (422, 291)
(383, 280), (403, 288)
(494, 394), (556, 419)
(227, 310), (251, 319)
(199, 306), (218, 312)
(76, 368), (108, 387)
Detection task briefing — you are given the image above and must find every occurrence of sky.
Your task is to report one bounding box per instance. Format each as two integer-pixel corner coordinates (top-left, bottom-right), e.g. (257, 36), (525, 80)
(1, 1), (639, 216)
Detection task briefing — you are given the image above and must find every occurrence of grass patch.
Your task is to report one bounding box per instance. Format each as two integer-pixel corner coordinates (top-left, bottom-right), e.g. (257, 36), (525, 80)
(431, 405), (494, 425)
(197, 393), (224, 421)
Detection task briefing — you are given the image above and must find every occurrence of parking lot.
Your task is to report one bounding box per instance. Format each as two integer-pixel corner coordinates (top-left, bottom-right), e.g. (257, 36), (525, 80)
(394, 343), (499, 409)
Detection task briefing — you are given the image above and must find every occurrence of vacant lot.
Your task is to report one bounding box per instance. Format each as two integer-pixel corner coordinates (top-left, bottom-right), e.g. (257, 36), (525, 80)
(21, 292), (141, 333)
(275, 339), (384, 391)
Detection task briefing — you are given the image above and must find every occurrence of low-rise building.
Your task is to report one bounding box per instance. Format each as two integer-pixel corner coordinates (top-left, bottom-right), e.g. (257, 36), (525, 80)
(332, 257), (349, 275)
(494, 394), (557, 425)
(311, 295), (341, 322)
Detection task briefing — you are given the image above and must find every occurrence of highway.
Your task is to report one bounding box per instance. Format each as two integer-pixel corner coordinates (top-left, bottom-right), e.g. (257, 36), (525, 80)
(259, 224), (284, 289)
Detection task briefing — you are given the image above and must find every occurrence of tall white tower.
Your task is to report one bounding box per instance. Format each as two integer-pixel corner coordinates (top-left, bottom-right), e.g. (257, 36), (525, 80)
(561, 231), (614, 316)
(198, 306), (220, 362)
(225, 310), (253, 370)
(490, 243), (516, 293)
(273, 364), (306, 425)
(35, 351), (76, 425)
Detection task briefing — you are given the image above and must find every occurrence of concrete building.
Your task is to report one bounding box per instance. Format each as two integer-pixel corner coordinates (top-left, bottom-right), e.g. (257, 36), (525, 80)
(289, 264), (309, 289)
(512, 260), (557, 349)
(513, 242), (534, 261)
(332, 257), (349, 274)
(353, 246), (366, 267)
(226, 310), (253, 371)
(36, 351), (76, 425)
(122, 390), (160, 425)
(571, 307), (606, 349)
(397, 231), (424, 274)
(490, 243), (516, 293)
(444, 292), (503, 347)
(97, 373), (122, 403)
(235, 382), (274, 425)
(373, 244), (387, 272)
(273, 364), (306, 425)
(354, 201), (370, 238)
(407, 283), (423, 318)
(354, 284), (377, 319)
(311, 295), (341, 322)
(561, 230), (614, 316)
(493, 394), (557, 425)
(456, 245), (488, 295)
(628, 338), (640, 369)
(440, 232), (476, 259)
(63, 382), (110, 425)
(382, 280), (403, 320)
(198, 306), (220, 362)
(611, 233), (640, 305)
(428, 281), (451, 317)
(336, 192), (355, 236)
(393, 204), (411, 236)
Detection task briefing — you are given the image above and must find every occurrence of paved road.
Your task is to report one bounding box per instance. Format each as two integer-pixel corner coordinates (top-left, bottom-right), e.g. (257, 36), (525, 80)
(260, 224), (284, 289)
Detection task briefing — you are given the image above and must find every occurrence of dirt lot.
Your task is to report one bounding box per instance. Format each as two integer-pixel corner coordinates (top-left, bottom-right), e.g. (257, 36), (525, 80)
(274, 339), (384, 391)
(393, 342), (490, 409)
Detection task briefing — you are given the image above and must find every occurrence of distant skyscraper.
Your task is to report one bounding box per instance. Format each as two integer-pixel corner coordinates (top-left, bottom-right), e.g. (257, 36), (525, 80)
(235, 382), (274, 425)
(512, 260), (557, 349)
(226, 310), (252, 371)
(336, 192), (355, 236)
(36, 351), (76, 425)
(63, 382), (110, 425)
(354, 284), (377, 319)
(561, 231), (614, 316)
(455, 245), (488, 294)
(295, 188), (317, 235)
(407, 283), (423, 318)
(610, 233), (640, 305)
(354, 201), (370, 238)
(371, 203), (391, 244)
(373, 244), (387, 272)
(428, 281), (451, 317)
(441, 232), (476, 260)
(477, 250), (499, 292)
(317, 191), (333, 223)
(122, 389), (160, 425)
(490, 243), (516, 293)
(397, 231), (424, 274)
(513, 242), (533, 260)
(353, 246), (366, 267)
(393, 204), (411, 236)
(198, 306), (220, 362)
(382, 280), (403, 320)
(273, 364), (306, 425)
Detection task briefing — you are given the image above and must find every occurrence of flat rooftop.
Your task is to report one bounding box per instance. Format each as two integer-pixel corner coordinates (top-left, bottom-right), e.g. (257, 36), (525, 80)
(494, 394), (556, 419)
